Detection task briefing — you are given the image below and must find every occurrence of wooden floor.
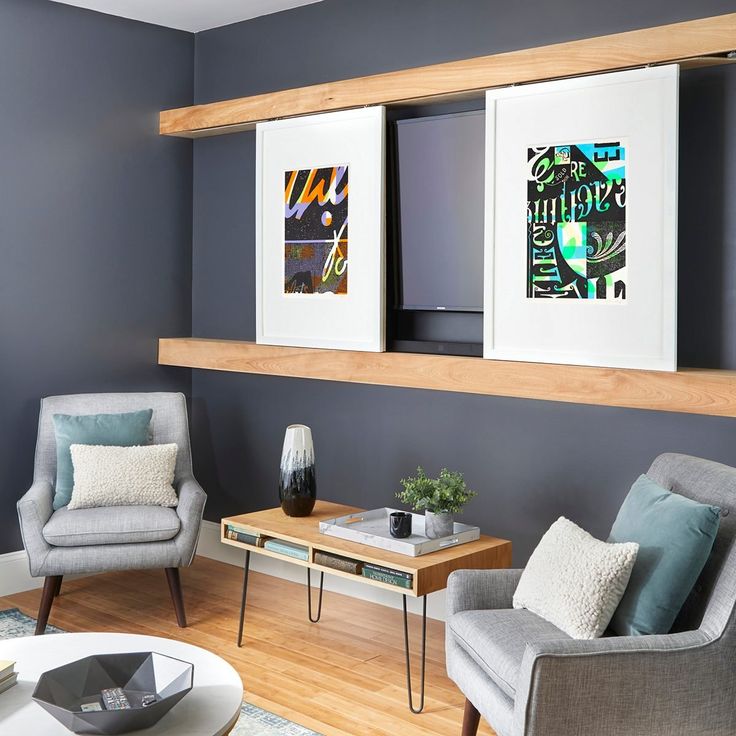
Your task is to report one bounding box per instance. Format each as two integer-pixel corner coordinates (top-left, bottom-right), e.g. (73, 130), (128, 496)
(0, 557), (495, 736)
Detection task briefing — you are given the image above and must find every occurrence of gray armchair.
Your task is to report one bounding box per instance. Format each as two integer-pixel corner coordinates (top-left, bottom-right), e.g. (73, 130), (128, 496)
(17, 392), (206, 635)
(446, 453), (736, 736)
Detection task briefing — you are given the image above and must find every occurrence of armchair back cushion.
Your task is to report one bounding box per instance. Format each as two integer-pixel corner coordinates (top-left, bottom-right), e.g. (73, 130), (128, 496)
(51, 409), (152, 510)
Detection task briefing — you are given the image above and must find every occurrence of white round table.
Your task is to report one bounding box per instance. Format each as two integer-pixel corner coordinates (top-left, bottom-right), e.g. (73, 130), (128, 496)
(0, 632), (243, 735)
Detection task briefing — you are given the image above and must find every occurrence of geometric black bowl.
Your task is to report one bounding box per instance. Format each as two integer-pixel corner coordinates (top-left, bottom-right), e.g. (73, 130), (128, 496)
(32, 652), (193, 735)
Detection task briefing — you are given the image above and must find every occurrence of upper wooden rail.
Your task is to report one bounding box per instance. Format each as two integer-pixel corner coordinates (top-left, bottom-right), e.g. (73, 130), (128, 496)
(159, 338), (736, 418)
(160, 13), (736, 138)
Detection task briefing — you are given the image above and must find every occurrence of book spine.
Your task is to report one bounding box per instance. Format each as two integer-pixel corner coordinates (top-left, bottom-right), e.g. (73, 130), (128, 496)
(314, 552), (363, 574)
(0, 673), (18, 694)
(224, 527), (259, 546)
(363, 562), (412, 579)
(263, 540), (309, 561)
(362, 568), (413, 589)
(226, 524), (258, 537)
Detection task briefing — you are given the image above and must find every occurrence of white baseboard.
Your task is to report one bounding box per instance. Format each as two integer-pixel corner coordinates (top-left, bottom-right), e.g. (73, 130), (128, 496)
(196, 520), (447, 621)
(0, 550), (43, 597)
(0, 553), (91, 598)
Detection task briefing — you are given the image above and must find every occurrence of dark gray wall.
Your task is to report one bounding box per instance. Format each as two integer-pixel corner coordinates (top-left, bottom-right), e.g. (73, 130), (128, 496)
(191, 0), (736, 564)
(0, 0), (194, 554)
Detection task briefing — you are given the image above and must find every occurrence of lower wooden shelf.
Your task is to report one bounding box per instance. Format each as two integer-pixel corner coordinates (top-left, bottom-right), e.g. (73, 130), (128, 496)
(158, 337), (736, 418)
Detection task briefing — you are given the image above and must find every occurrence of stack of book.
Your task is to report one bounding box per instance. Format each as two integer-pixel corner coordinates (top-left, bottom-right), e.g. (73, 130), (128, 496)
(224, 525), (266, 547)
(362, 563), (413, 589)
(263, 538), (309, 561)
(313, 550), (363, 575)
(0, 660), (17, 695)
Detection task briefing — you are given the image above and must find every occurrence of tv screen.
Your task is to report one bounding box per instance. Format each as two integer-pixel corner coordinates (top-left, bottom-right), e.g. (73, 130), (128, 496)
(395, 110), (485, 312)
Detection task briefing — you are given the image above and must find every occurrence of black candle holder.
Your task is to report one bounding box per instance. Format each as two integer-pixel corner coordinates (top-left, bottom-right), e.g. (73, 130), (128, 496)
(389, 511), (413, 538)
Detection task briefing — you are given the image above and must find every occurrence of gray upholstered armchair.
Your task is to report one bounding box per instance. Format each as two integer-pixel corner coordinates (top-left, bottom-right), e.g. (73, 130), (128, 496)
(446, 453), (736, 736)
(17, 392), (206, 635)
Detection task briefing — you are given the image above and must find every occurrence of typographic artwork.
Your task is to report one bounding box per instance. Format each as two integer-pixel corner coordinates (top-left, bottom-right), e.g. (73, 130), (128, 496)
(527, 141), (626, 300)
(284, 166), (348, 295)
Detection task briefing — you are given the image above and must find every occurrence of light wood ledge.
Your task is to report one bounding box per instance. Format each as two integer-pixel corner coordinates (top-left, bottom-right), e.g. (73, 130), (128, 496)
(158, 338), (736, 418)
(160, 13), (736, 137)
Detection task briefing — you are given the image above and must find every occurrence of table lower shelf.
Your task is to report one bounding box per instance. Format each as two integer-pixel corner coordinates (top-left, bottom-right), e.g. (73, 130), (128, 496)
(221, 536), (419, 595)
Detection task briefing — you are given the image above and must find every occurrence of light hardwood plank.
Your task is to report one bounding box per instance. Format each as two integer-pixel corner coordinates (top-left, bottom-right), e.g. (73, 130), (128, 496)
(159, 13), (736, 137)
(159, 337), (736, 418)
(0, 557), (495, 736)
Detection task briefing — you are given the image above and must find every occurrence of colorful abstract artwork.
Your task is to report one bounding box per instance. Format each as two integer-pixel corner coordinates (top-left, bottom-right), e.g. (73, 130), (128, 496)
(527, 141), (626, 299)
(284, 166), (348, 295)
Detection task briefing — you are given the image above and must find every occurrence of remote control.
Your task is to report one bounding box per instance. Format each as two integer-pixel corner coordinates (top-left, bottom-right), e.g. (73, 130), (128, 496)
(101, 688), (131, 710)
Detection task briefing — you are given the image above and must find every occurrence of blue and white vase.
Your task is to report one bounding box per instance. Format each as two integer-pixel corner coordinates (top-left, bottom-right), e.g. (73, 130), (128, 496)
(279, 424), (316, 517)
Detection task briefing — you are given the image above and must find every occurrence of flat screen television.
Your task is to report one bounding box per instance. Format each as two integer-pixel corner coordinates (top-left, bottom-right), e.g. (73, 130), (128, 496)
(395, 109), (485, 312)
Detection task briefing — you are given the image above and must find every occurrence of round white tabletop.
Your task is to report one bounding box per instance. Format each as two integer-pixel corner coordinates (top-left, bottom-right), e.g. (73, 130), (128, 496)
(0, 632), (243, 735)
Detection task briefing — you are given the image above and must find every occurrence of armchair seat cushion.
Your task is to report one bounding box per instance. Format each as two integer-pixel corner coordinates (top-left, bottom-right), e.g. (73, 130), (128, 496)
(42, 506), (181, 547)
(448, 608), (570, 698)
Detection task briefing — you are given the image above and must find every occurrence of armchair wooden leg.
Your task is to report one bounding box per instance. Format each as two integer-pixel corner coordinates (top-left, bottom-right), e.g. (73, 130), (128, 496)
(462, 698), (481, 736)
(54, 577), (62, 597)
(165, 568), (187, 628)
(36, 575), (62, 635)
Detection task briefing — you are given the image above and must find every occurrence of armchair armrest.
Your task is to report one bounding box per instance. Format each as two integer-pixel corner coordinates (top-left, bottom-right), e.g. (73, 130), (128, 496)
(174, 476), (207, 567)
(16, 481), (54, 576)
(513, 630), (722, 736)
(446, 568), (524, 616)
(523, 629), (709, 658)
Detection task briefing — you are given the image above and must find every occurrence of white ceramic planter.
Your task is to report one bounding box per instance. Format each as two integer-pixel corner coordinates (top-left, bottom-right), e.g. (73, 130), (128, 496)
(424, 510), (454, 539)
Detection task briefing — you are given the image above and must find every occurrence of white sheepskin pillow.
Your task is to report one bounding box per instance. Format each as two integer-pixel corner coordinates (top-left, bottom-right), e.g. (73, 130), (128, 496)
(68, 444), (178, 509)
(513, 516), (638, 639)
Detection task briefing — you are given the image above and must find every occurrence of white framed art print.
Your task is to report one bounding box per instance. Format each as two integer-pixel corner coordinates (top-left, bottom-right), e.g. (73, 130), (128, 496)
(256, 107), (385, 352)
(484, 65), (679, 370)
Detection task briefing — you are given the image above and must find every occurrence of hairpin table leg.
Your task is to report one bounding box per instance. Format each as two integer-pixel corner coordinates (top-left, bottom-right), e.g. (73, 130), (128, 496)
(403, 594), (427, 714)
(307, 568), (324, 623)
(236, 549), (251, 648)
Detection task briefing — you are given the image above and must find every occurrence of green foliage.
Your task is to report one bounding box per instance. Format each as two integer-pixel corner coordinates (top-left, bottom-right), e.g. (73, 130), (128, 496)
(396, 466), (477, 514)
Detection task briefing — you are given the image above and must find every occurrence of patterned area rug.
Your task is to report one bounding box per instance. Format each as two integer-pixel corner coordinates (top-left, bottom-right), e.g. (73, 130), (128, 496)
(0, 608), (322, 736)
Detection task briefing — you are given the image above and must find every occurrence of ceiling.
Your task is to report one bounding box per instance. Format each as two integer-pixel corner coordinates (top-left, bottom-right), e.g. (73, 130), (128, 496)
(49, 0), (324, 33)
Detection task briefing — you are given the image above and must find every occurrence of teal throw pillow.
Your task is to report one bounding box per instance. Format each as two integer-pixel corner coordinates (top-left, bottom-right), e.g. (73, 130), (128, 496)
(608, 474), (720, 636)
(51, 409), (153, 510)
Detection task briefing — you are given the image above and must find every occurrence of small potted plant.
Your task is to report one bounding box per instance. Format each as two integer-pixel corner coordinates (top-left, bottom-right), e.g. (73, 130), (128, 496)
(396, 467), (477, 539)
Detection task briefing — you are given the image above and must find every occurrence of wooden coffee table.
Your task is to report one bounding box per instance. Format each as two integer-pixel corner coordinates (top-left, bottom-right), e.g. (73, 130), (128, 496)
(222, 500), (511, 713)
(0, 632), (243, 735)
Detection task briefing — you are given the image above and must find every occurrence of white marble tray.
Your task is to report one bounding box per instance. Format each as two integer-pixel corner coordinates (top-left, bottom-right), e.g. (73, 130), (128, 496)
(318, 507), (480, 557)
